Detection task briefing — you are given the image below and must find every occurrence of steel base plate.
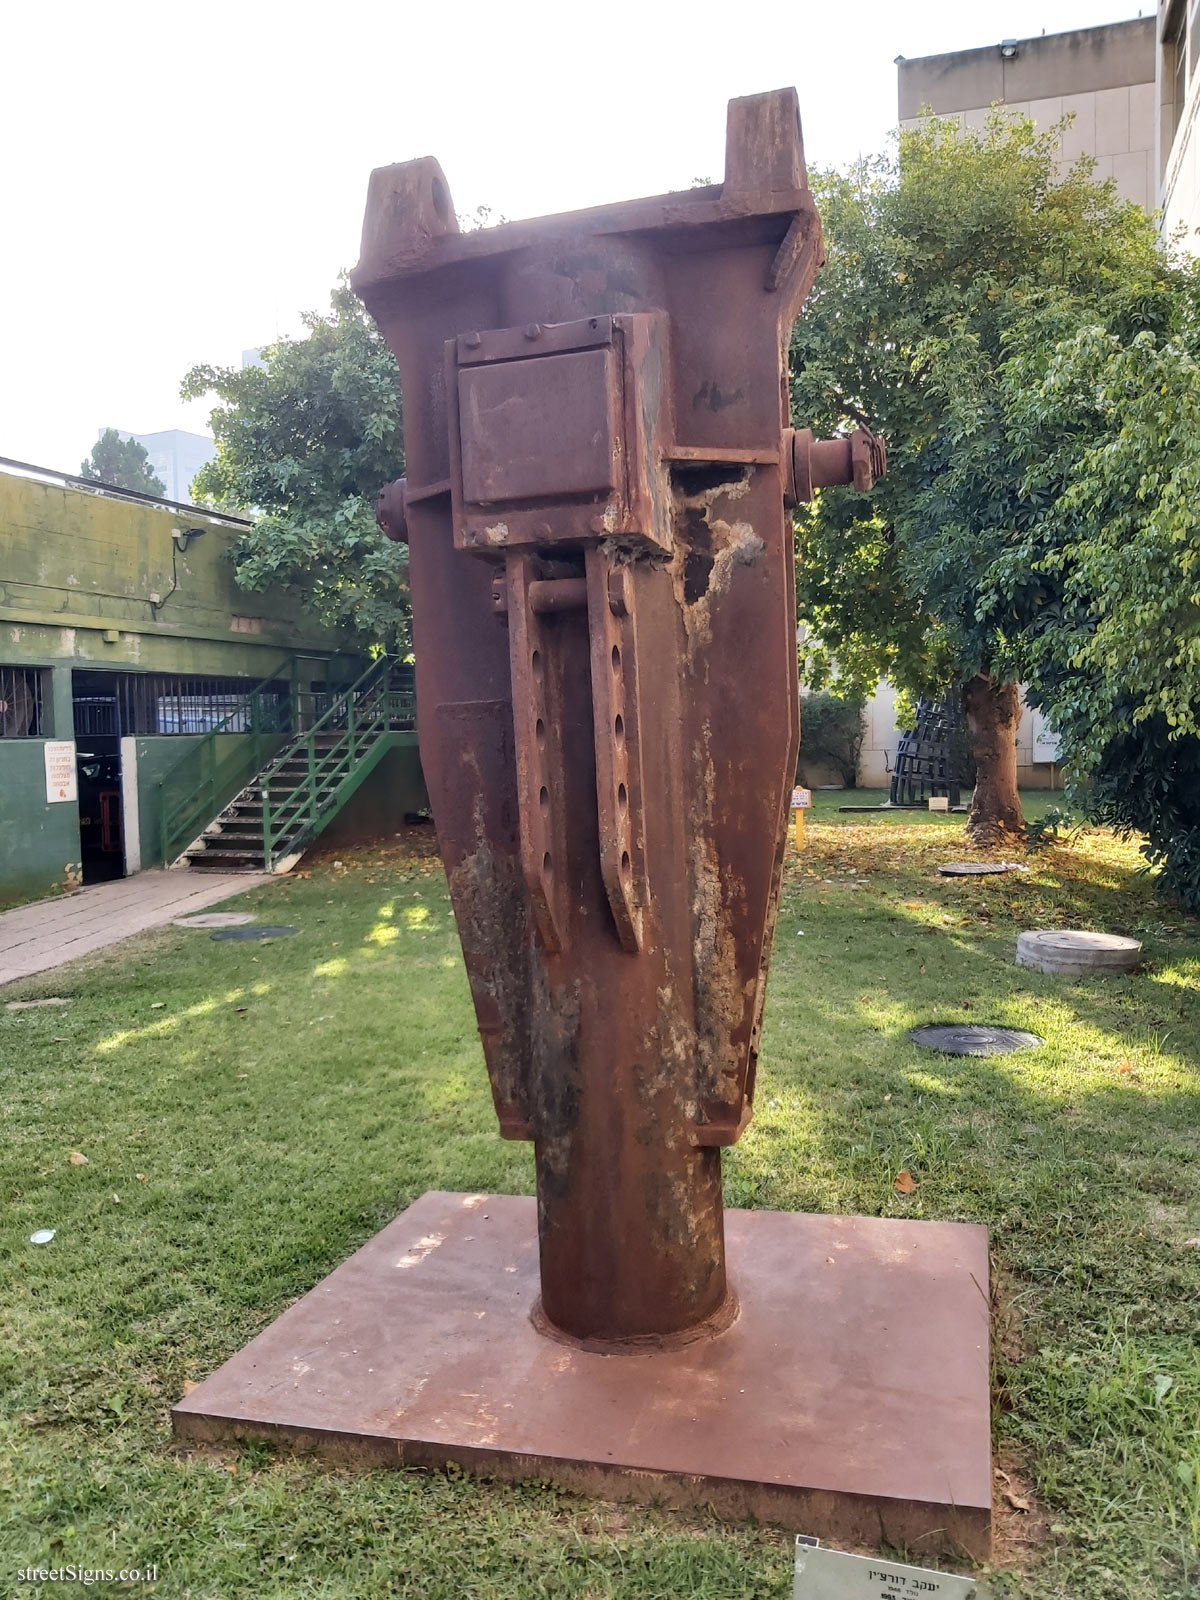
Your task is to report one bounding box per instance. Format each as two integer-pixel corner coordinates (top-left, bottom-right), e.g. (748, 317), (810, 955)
(173, 1192), (991, 1557)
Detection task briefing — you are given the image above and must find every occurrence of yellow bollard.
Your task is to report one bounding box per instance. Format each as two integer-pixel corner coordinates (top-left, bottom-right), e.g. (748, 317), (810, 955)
(794, 806), (805, 851)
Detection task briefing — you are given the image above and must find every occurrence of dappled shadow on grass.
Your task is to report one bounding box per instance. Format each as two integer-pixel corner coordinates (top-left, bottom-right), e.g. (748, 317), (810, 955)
(748, 833), (1200, 1596)
(4, 828), (1198, 1597)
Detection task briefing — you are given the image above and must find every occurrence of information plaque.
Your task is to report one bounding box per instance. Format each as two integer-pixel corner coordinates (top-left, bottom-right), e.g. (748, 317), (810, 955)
(793, 1540), (982, 1600)
(43, 740), (77, 805)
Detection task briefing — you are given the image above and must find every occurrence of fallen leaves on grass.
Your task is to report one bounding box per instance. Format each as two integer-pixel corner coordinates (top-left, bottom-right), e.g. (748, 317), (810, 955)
(894, 1169), (918, 1195)
(996, 1467), (1032, 1514)
(68, 1151), (88, 1166)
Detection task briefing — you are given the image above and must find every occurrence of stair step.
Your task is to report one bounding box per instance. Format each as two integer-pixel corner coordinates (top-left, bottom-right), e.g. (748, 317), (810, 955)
(176, 690), (396, 872)
(186, 863), (265, 874)
(186, 847), (266, 864)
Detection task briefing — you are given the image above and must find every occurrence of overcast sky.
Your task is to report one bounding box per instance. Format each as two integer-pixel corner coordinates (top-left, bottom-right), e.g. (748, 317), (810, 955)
(1, 0), (1147, 477)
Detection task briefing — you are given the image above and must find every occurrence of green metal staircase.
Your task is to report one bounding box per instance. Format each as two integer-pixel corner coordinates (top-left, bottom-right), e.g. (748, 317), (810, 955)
(160, 658), (415, 874)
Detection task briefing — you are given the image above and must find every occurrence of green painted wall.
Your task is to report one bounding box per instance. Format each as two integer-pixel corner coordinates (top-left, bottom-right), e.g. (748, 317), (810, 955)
(0, 741), (81, 908)
(134, 733), (290, 867)
(0, 469), (355, 676)
(0, 471), (425, 899)
(316, 738), (428, 851)
(134, 735), (206, 868)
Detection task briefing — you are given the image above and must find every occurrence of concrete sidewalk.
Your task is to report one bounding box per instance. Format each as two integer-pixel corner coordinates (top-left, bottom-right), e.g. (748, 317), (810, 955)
(0, 870), (272, 988)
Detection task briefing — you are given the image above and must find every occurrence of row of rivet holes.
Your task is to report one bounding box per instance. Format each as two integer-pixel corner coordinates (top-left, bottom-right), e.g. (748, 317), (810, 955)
(529, 638), (631, 889)
(531, 648), (553, 882)
(611, 641), (632, 884)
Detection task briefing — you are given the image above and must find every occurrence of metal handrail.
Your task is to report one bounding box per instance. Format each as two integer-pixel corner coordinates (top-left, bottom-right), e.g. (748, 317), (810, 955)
(159, 654), (411, 870)
(259, 657), (399, 868)
(156, 653), (363, 866)
(260, 656), (396, 870)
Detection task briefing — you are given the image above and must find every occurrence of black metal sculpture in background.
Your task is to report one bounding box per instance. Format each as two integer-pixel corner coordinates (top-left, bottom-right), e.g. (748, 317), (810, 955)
(889, 696), (965, 807)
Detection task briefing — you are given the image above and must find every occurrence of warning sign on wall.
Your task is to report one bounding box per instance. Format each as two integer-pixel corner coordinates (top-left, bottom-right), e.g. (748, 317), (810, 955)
(44, 741), (78, 804)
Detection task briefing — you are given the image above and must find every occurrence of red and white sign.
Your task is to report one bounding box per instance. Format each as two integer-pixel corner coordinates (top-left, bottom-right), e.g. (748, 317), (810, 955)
(44, 741), (77, 804)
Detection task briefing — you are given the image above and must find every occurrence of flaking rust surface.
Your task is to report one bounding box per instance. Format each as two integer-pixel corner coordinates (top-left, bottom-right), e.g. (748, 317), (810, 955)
(350, 94), (827, 1338)
(174, 1192), (993, 1559)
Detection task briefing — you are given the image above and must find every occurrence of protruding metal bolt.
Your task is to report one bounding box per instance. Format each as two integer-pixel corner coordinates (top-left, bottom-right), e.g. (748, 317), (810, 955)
(851, 428), (887, 493)
(524, 323), (542, 340)
(783, 427), (886, 505)
(376, 477), (409, 543)
(464, 331), (482, 348)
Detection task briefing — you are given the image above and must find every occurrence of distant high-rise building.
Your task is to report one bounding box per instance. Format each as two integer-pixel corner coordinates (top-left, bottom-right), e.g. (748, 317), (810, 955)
(898, 19), (1158, 212)
(1160, 0), (1200, 241)
(109, 428), (216, 504)
(241, 348), (266, 370)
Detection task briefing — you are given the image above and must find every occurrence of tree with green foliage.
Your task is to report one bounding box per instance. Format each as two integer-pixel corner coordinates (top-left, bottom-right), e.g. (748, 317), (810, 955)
(974, 282), (1200, 905)
(181, 282), (408, 649)
(80, 429), (166, 496)
(790, 112), (1181, 843)
(798, 690), (866, 787)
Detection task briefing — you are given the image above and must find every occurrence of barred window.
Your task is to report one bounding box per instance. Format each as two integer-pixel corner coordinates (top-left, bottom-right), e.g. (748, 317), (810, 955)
(72, 672), (290, 737)
(0, 668), (45, 737)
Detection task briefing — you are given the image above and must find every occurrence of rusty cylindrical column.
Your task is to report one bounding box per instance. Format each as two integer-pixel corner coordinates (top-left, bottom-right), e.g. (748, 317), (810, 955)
(353, 89), (883, 1345)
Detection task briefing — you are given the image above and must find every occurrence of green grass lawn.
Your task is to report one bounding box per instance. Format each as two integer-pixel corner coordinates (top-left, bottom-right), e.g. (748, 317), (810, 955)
(1, 810), (1197, 1599)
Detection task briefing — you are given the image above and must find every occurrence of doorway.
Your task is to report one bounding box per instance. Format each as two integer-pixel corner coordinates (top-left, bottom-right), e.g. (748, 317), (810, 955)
(72, 673), (126, 884)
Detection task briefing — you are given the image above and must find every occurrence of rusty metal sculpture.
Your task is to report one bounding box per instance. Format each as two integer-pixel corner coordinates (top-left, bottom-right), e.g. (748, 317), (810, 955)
(355, 88), (882, 1347)
(176, 92), (993, 1558)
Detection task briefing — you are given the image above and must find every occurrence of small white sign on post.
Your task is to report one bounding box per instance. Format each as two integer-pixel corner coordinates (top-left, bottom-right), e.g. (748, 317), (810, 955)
(792, 787), (812, 810)
(43, 741), (77, 805)
(1032, 712), (1061, 764)
(794, 1539), (982, 1599)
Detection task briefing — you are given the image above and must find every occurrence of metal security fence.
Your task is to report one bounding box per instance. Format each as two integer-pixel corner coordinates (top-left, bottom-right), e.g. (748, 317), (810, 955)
(72, 672), (291, 738)
(0, 667), (45, 737)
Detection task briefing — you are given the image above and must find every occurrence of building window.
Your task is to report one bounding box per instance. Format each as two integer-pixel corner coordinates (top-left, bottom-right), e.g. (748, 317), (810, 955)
(153, 693), (255, 734)
(0, 667), (45, 737)
(1168, 0), (1189, 145)
(71, 671), (290, 737)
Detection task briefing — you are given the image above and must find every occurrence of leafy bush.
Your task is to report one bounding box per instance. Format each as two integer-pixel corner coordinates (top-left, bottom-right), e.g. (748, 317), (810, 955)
(1084, 718), (1200, 910)
(1026, 806), (1079, 850)
(799, 692), (866, 787)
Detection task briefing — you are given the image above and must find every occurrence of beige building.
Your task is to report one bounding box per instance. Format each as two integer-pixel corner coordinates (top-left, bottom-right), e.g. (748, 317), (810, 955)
(845, 16), (1197, 791)
(1160, 0), (1200, 239)
(897, 17), (1157, 209)
(848, 21), (1160, 789)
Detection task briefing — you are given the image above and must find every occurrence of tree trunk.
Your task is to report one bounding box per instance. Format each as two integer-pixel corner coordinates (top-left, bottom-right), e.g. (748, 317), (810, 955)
(963, 675), (1024, 844)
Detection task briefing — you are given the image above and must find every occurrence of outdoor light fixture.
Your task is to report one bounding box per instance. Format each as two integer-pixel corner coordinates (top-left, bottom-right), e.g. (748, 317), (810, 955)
(172, 526), (206, 552)
(999, 39), (1019, 59)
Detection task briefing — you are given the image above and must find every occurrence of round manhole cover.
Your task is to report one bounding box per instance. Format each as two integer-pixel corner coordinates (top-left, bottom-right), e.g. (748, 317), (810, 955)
(938, 862), (1022, 877)
(1016, 929), (1141, 975)
(174, 912), (258, 929)
(908, 1023), (1044, 1056)
(210, 925), (298, 942)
